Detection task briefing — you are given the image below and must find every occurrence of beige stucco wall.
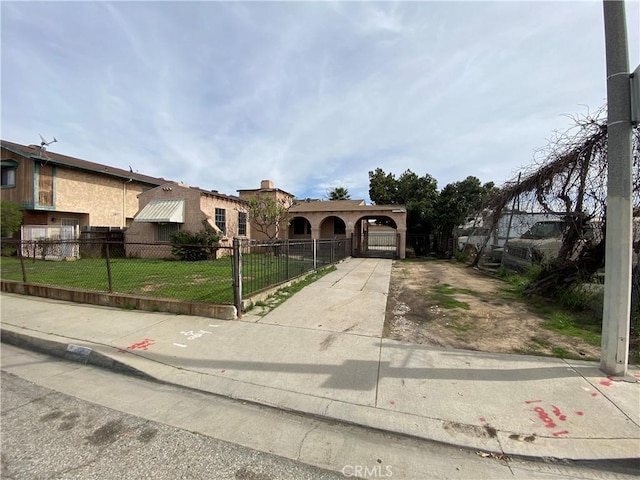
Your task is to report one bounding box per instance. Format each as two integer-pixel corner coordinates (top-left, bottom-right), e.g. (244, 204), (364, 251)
(125, 183), (249, 258)
(286, 209), (407, 258)
(53, 168), (148, 228)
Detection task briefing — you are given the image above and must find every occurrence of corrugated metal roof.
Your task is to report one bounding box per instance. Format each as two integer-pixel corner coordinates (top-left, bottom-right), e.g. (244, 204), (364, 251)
(134, 200), (185, 223)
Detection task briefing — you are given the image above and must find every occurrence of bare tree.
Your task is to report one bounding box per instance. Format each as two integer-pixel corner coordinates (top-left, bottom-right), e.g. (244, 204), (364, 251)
(478, 107), (639, 295)
(246, 194), (294, 242)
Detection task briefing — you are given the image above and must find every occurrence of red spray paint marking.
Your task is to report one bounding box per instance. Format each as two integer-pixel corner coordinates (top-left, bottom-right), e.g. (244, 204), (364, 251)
(389, 400), (396, 405)
(220, 369), (226, 374)
(551, 405), (567, 421)
(126, 339), (155, 351)
(533, 407), (557, 429)
(633, 373), (640, 378)
(479, 417), (486, 423)
(117, 349), (127, 354)
(591, 392), (599, 397)
(575, 411), (584, 416)
(552, 430), (569, 437)
(525, 399), (542, 404)
(600, 376), (614, 387)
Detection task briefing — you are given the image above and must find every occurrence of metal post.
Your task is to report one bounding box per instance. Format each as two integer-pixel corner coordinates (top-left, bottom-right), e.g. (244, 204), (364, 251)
(18, 240), (27, 283)
(313, 238), (317, 270)
(105, 241), (113, 293)
(285, 239), (290, 279)
(601, 0), (633, 376)
(232, 238), (243, 318)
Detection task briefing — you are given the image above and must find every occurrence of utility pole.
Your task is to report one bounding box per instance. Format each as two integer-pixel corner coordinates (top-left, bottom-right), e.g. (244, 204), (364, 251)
(601, 0), (633, 376)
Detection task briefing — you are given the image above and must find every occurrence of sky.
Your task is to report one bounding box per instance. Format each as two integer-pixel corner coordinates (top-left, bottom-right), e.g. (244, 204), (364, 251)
(2, 1), (639, 202)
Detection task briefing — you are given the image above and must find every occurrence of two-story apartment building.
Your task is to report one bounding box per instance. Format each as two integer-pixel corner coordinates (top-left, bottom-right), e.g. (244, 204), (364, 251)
(1, 140), (166, 231)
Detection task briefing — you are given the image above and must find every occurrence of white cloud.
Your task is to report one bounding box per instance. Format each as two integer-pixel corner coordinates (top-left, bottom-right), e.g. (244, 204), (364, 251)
(2, 1), (637, 203)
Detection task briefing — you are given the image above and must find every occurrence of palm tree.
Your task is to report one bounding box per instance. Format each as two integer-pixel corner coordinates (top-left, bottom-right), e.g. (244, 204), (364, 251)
(328, 187), (350, 201)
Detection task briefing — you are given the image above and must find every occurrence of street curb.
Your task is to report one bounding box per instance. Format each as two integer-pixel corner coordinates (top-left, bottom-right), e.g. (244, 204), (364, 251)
(2, 327), (639, 474)
(0, 328), (155, 381)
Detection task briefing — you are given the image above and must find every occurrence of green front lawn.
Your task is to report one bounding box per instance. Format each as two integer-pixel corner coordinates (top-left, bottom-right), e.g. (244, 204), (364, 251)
(0, 253), (320, 304)
(0, 256), (235, 303)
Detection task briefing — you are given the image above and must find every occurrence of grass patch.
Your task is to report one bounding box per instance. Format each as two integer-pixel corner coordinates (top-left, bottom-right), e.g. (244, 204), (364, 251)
(431, 293), (470, 310)
(542, 312), (601, 346)
(433, 283), (477, 296)
(428, 283), (472, 310)
(552, 346), (569, 358)
(497, 267), (603, 348)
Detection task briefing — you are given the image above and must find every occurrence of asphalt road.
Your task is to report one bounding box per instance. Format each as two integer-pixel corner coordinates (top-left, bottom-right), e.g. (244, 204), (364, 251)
(1, 370), (345, 480)
(1, 344), (637, 480)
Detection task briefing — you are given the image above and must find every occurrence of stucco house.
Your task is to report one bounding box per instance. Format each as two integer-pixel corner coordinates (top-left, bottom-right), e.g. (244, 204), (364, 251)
(287, 198), (407, 258)
(125, 182), (249, 258)
(1, 140), (166, 232)
(237, 180), (406, 257)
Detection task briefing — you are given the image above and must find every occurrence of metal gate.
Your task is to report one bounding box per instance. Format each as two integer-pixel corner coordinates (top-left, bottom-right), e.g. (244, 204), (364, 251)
(354, 232), (399, 258)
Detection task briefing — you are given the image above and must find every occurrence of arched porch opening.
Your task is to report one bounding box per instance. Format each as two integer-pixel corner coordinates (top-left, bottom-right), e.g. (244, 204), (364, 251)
(353, 215), (399, 258)
(288, 216), (312, 239)
(319, 215), (347, 238)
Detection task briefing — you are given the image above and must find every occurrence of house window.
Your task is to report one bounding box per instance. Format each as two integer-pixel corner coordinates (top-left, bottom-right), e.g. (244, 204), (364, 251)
(238, 212), (247, 236)
(1, 161), (17, 188)
(155, 223), (179, 242)
(215, 208), (226, 235)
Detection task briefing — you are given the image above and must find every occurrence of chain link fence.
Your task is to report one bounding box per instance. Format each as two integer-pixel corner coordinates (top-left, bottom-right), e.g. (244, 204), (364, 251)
(1, 237), (352, 312)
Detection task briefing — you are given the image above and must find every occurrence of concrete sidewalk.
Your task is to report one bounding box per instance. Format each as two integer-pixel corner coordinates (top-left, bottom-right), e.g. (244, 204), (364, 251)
(1, 257), (639, 462)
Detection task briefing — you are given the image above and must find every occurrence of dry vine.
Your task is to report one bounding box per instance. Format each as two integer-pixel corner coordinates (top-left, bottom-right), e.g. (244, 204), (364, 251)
(477, 108), (639, 299)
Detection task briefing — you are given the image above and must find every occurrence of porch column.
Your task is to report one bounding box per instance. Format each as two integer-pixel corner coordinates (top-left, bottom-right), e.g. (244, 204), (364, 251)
(397, 228), (407, 259)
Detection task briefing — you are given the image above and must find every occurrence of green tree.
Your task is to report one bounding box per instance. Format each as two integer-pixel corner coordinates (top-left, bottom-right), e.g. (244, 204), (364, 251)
(246, 194), (292, 241)
(1, 201), (23, 237)
(327, 187), (351, 201)
(369, 169), (438, 254)
(368, 168), (398, 205)
(433, 176), (497, 252)
(369, 168), (438, 232)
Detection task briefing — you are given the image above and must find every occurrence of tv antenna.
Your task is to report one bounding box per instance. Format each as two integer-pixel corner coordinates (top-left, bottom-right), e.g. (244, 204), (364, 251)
(35, 134), (57, 159)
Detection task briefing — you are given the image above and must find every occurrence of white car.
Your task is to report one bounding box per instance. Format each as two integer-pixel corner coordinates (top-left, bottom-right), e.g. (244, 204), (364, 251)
(457, 227), (490, 255)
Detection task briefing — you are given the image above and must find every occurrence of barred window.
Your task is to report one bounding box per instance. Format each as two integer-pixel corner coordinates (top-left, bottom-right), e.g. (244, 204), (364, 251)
(238, 212), (247, 236)
(156, 223), (179, 242)
(215, 208), (226, 235)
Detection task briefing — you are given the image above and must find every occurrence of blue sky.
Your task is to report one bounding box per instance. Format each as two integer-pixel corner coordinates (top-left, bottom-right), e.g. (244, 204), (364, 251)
(2, 1), (638, 201)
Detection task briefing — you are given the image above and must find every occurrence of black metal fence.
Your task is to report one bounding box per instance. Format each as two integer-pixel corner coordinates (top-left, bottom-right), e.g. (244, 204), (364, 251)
(0, 237), (351, 314)
(239, 238), (351, 296)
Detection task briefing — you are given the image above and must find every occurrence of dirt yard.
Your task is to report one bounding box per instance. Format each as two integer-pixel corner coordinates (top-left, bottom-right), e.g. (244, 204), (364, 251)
(384, 259), (601, 360)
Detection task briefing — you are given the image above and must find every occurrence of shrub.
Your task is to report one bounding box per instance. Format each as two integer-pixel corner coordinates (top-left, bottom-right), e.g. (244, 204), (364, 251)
(171, 221), (221, 261)
(1, 201), (23, 237)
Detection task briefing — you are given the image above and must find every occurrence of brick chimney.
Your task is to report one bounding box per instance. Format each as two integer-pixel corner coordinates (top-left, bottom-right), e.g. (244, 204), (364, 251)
(260, 179), (274, 190)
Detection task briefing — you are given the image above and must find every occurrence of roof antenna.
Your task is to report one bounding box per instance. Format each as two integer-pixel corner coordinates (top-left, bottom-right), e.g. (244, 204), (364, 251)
(36, 134), (57, 160)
